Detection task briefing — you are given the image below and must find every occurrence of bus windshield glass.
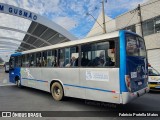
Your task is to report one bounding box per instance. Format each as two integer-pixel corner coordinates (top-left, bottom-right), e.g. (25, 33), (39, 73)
(126, 34), (146, 57)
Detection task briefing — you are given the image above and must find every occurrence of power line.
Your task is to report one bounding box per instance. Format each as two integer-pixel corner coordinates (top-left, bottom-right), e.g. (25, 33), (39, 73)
(124, 10), (137, 30)
(86, 13), (104, 30)
(79, 18), (116, 38)
(80, 11), (137, 38)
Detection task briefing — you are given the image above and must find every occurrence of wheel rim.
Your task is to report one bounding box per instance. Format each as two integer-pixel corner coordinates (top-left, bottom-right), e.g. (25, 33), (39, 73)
(16, 81), (18, 86)
(52, 83), (63, 101)
(54, 86), (61, 96)
(17, 80), (21, 87)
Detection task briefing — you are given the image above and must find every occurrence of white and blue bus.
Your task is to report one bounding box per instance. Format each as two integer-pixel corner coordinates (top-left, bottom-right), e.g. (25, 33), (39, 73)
(9, 30), (149, 104)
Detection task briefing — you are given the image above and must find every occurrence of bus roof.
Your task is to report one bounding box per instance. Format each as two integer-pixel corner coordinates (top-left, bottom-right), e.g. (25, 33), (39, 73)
(11, 52), (22, 57)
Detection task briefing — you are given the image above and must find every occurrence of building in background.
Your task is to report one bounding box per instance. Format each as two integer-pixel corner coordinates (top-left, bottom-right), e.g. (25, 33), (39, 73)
(87, 0), (160, 72)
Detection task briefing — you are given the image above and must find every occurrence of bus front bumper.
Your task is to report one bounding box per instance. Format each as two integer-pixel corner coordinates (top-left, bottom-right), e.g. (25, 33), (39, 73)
(121, 87), (149, 104)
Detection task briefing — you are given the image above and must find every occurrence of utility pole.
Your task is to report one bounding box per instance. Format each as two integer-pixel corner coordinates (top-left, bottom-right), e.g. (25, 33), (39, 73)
(101, 0), (107, 33)
(137, 4), (144, 37)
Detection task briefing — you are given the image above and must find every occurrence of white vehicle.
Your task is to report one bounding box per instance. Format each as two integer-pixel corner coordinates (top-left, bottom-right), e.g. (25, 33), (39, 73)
(9, 30), (149, 104)
(4, 62), (9, 73)
(148, 67), (160, 91)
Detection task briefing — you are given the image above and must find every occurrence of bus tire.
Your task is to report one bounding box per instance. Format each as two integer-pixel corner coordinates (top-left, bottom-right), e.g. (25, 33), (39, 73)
(16, 79), (21, 88)
(51, 82), (64, 101)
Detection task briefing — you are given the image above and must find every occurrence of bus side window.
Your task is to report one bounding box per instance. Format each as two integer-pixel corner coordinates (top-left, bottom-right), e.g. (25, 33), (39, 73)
(22, 55), (25, 67)
(21, 55), (29, 67)
(42, 51), (47, 67)
(58, 49), (65, 67)
(81, 44), (91, 66)
(52, 50), (58, 67)
(81, 43), (104, 67)
(30, 53), (36, 67)
(106, 41), (115, 66)
(65, 46), (79, 67)
(26, 54), (30, 67)
(22, 54), (29, 67)
(80, 41), (115, 67)
(47, 50), (57, 67)
(47, 50), (52, 67)
(36, 52), (42, 67)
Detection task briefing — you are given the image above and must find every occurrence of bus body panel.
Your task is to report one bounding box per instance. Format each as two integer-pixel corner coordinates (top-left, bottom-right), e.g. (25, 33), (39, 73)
(9, 70), (14, 83)
(9, 30), (148, 104)
(119, 31), (128, 93)
(20, 68), (81, 96)
(119, 31), (148, 104)
(9, 67), (21, 84)
(80, 68), (120, 103)
(21, 68), (42, 90)
(126, 56), (148, 92)
(20, 67), (121, 103)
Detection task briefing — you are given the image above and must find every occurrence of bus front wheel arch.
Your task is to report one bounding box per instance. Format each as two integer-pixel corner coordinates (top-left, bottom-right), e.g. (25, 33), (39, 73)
(50, 81), (64, 101)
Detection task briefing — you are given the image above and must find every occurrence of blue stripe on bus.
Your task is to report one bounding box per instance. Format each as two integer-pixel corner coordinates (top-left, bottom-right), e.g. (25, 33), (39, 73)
(22, 78), (48, 83)
(21, 78), (116, 93)
(63, 84), (114, 93)
(119, 30), (128, 93)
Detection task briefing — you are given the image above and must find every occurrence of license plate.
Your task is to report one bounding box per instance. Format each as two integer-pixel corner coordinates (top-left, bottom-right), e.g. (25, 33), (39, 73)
(155, 86), (160, 88)
(138, 81), (142, 85)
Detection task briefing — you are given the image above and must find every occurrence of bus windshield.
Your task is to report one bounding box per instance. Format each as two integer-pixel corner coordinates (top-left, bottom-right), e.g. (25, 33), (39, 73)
(126, 34), (146, 57)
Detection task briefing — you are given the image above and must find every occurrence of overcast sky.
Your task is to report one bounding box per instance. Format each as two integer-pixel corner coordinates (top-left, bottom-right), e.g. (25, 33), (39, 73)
(0, 0), (148, 61)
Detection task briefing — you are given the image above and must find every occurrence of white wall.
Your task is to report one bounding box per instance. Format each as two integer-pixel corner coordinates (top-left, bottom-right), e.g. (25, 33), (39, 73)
(144, 33), (160, 50)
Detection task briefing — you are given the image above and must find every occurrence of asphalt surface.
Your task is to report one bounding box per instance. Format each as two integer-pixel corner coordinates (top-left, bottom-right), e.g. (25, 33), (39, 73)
(0, 67), (160, 120)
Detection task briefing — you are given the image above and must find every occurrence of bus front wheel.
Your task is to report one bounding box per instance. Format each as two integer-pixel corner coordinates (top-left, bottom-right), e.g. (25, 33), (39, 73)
(16, 79), (21, 88)
(51, 82), (64, 101)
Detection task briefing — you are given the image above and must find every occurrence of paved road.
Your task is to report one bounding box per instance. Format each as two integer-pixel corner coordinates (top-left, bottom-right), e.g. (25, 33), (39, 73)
(0, 67), (160, 120)
(0, 67), (12, 86)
